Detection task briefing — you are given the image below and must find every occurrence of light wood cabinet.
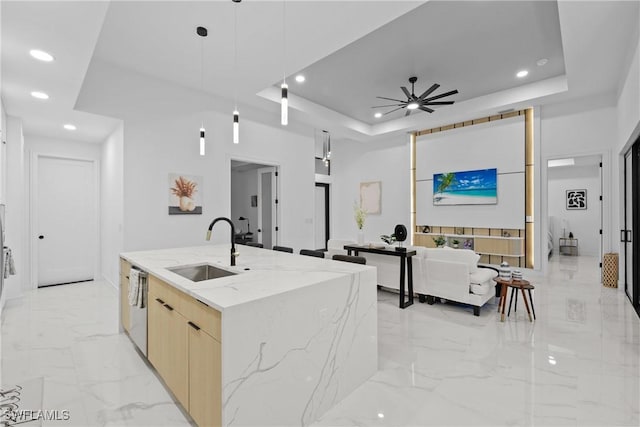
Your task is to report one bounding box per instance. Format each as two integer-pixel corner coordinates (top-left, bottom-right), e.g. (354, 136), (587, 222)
(147, 274), (222, 427)
(188, 323), (221, 427)
(119, 258), (131, 332)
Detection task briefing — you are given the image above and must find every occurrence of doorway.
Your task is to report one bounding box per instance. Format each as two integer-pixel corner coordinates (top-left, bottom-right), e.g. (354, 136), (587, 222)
(546, 155), (603, 265)
(33, 155), (97, 287)
(230, 160), (279, 249)
(623, 142), (640, 316)
(314, 183), (329, 250)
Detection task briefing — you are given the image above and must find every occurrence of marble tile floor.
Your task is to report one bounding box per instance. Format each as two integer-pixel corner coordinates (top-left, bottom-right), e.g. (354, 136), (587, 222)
(1, 255), (639, 426)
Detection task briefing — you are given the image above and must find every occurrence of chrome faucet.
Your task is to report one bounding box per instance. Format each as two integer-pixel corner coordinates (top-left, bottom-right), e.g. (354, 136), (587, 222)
(206, 217), (239, 266)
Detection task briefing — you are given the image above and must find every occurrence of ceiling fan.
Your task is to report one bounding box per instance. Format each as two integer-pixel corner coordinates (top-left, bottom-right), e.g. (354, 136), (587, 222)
(374, 77), (458, 116)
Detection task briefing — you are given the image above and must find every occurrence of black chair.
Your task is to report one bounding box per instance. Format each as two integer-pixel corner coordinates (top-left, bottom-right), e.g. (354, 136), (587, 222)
(332, 254), (367, 265)
(273, 245), (293, 253)
(299, 249), (325, 258)
(245, 242), (264, 248)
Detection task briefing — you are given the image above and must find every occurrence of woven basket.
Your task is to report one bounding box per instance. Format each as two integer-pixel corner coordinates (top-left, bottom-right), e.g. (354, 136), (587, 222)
(602, 253), (619, 288)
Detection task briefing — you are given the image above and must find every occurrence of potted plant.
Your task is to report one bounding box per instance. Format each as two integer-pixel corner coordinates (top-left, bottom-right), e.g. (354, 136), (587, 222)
(452, 239), (460, 248)
(432, 235), (446, 248)
(353, 203), (367, 245)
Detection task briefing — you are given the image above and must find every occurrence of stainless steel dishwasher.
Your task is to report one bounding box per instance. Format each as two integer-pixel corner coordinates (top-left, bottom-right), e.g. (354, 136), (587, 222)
(129, 269), (148, 356)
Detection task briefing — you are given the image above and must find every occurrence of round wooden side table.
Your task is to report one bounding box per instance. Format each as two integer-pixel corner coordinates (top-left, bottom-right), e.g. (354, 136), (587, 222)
(493, 277), (535, 322)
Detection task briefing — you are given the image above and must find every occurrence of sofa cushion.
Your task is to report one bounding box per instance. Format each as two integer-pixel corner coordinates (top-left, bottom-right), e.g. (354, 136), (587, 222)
(470, 282), (490, 295)
(425, 248), (480, 273)
(469, 268), (498, 284)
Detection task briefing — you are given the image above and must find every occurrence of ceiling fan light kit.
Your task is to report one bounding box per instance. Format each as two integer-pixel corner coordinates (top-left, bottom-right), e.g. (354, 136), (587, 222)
(374, 76), (458, 117)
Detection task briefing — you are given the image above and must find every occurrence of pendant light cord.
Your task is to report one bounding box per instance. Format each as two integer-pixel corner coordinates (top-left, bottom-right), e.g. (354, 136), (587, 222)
(234, 3), (238, 110)
(282, 0), (286, 82)
(200, 34), (204, 128)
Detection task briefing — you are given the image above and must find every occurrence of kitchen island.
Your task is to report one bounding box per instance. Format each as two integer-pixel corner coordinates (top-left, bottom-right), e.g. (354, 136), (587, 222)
(120, 245), (377, 427)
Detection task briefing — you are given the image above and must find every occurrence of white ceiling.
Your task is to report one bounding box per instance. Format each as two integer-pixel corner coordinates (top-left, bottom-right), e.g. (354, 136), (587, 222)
(2, 1), (639, 145)
(1, 1), (121, 143)
(289, 1), (565, 124)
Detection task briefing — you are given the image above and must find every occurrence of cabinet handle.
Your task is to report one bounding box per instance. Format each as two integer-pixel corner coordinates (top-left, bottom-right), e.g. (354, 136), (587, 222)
(155, 298), (165, 304)
(125, 275), (129, 279)
(188, 321), (201, 331)
(163, 304), (174, 311)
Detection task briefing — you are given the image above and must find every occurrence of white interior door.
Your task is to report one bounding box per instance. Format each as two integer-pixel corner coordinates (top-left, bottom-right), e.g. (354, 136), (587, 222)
(314, 184), (328, 250)
(37, 156), (95, 287)
(625, 151), (633, 298)
(256, 167), (277, 249)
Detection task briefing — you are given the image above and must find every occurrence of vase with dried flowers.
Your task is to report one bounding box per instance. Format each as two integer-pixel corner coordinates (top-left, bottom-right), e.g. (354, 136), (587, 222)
(354, 203), (367, 245)
(171, 176), (198, 212)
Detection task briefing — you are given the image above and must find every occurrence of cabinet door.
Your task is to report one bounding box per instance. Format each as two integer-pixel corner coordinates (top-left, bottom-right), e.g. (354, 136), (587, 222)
(188, 324), (221, 427)
(147, 294), (166, 371)
(148, 294), (189, 408)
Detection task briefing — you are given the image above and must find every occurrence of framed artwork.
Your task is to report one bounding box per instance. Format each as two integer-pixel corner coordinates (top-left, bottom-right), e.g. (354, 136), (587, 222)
(360, 181), (381, 214)
(566, 189), (587, 210)
(433, 168), (497, 206)
(251, 195), (258, 207)
(169, 173), (203, 215)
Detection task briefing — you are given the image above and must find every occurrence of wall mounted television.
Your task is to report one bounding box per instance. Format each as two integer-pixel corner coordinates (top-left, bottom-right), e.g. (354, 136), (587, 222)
(433, 168), (497, 206)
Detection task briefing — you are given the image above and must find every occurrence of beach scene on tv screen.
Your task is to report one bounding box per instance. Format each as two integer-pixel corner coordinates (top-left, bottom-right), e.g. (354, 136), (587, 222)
(433, 168), (497, 205)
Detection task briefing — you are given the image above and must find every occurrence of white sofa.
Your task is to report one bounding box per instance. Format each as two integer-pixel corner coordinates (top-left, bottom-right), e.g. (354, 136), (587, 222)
(422, 247), (498, 316)
(327, 240), (497, 316)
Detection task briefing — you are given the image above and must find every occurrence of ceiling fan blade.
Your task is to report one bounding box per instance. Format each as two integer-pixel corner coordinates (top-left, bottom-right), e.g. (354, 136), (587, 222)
(405, 109), (412, 117)
(383, 106), (405, 115)
(419, 106), (434, 113)
(423, 101), (455, 105)
(376, 96), (406, 103)
(400, 86), (412, 99)
(372, 104), (405, 108)
(424, 89), (459, 102)
(418, 83), (440, 100)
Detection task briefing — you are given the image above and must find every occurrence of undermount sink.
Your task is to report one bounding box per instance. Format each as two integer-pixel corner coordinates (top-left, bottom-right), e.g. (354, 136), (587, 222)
(168, 264), (237, 282)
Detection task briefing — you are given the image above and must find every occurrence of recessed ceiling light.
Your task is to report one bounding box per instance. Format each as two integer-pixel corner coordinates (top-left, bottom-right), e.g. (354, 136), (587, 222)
(63, 124), (77, 131)
(407, 102), (419, 110)
(31, 91), (49, 100)
(377, 413), (385, 419)
(516, 70), (529, 78)
(537, 58), (548, 67)
(295, 75), (305, 83)
(29, 49), (54, 62)
(374, 112), (382, 118)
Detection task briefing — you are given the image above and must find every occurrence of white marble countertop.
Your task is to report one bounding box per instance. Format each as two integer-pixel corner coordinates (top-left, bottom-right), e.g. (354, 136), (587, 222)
(120, 245), (372, 312)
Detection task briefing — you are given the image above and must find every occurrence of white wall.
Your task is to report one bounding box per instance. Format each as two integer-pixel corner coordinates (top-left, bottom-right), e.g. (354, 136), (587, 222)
(615, 10), (640, 287)
(230, 169), (258, 235)
(540, 103), (616, 272)
(415, 116), (525, 229)
(548, 165), (601, 256)
(331, 135), (410, 244)
(0, 100), (7, 204)
(122, 110), (315, 253)
(4, 117), (26, 300)
(100, 124), (124, 288)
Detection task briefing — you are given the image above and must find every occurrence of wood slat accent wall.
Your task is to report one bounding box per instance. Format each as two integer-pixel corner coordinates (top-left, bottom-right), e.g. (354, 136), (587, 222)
(412, 108), (534, 268)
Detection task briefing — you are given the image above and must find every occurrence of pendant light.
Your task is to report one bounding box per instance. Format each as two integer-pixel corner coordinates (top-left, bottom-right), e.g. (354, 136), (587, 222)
(280, 0), (288, 126)
(197, 26), (208, 155)
(322, 130), (331, 167)
(232, 0), (241, 144)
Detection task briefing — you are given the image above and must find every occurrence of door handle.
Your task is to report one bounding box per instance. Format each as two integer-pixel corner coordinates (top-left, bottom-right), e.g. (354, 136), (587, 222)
(188, 321), (201, 331)
(257, 229), (262, 233)
(627, 230), (632, 242)
(38, 235), (44, 240)
(621, 230), (626, 242)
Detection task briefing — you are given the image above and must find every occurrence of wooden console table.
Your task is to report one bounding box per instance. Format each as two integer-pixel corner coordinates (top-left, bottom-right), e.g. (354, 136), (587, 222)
(344, 245), (416, 309)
